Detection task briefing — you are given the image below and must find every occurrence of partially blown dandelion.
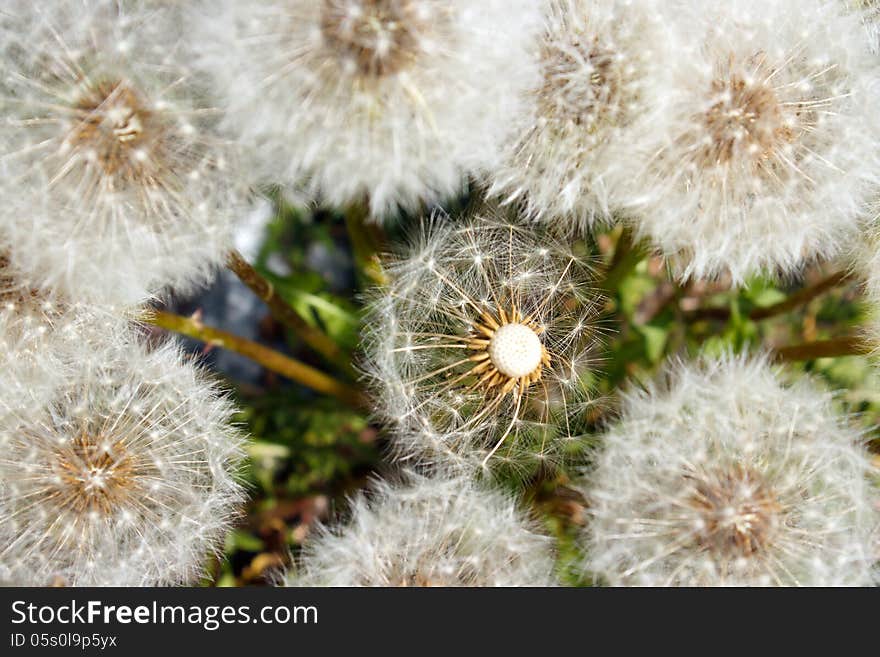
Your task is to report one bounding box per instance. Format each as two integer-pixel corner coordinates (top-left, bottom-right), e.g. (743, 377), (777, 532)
(490, 0), (679, 231)
(582, 354), (879, 586)
(0, 330), (246, 586)
(288, 475), (556, 586)
(364, 214), (602, 474)
(626, 0), (880, 283)
(0, 0), (246, 305)
(192, 0), (541, 218)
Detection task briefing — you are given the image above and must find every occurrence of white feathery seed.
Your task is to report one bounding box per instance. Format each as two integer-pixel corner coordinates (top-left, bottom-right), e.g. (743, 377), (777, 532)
(0, 0), (248, 306)
(490, 0), (680, 232)
(0, 327), (247, 586)
(288, 474), (557, 586)
(581, 353), (880, 586)
(847, 0), (880, 53)
(624, 0), (880, 283)
(363, 212), (603, 475)
(191, 0), (541, 219)
(0, 252), (120, 414)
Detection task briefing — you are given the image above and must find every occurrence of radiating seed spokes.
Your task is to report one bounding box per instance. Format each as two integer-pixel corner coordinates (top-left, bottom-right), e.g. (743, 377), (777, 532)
(64, 78), (168, 187)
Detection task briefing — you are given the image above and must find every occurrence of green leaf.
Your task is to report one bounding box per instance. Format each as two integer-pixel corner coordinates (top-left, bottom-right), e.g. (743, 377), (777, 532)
(747, 288), (786, 308)
(636, 324), (668, 364)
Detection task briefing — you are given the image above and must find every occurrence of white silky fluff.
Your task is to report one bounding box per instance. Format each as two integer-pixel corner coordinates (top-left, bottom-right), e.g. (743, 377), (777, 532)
(362, 213), (603, 475)
(288, 474), (557, 586)
(0, 326), (246, 586)
(621, 0), (880, 284)
(848, 1), (880, 53)
(0, 0), (248, 306)
(581, 354), (880, 586)
(490, 0), (680, 232)
(191, 0), (542, 219)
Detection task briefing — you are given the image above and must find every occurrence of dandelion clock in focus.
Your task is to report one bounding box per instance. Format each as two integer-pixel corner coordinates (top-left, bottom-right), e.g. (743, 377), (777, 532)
(192, 0), (542, 219)
(0, 326), (246, 586)
(627, 0), (880, 283)
(580, 354), (880, 587)
(287, 474), (557, 586)
(364, 213), (603, 476)
(0, 0), (248, 306)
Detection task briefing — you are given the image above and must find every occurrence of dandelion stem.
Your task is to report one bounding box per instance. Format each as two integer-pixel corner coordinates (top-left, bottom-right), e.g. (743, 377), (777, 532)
(772, 335), (870, 362)
(344, 201), (387, 287)
(751, 270), (856, 320)
(226, 250), (352, 373)
(146, 309), (366, 410)
(687, 269), (856, 322)
(600, 227), (649, 292)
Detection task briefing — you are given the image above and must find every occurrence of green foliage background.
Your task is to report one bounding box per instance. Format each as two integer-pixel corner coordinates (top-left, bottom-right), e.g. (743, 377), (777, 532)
(198, 192), (880, 587)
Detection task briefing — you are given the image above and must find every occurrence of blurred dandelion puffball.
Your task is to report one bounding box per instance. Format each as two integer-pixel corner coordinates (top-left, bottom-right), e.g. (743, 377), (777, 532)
(625, 0), (880, 284)
(853, 0), (880, 53)
(364, 214), (601, 474)
(288, 475), (557, 586)
(0, 333), (246, 586)
(582, 354), (880, 587)
(1, 254), (72, 410)
(192, 0), (541, 219)
(0, 0), (247, 306)
(490, 0), (678, 231)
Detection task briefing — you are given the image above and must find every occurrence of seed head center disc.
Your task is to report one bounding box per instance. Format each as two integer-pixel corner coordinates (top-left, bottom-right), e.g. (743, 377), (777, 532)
(488, 323), (543, 379)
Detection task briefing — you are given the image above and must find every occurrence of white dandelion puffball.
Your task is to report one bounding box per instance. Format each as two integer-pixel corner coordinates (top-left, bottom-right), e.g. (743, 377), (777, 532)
(0, 330), (246, 586)
(582, 354), (880, 587)
(364, 213), (602, 474)
(849, 0), (880, 53)
(192, 0), (541, 219)
(0, 252), (118, 414)
(625, 0), (880, 284)
(490, 0), (679, 232)
(288, 475), (557, 586)
(0, 0), (248, 306)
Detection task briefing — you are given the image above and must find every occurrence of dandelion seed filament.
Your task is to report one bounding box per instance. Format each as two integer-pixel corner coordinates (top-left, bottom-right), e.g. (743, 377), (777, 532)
(66, 80), (165, 186)
(319, 0), (428, 77)
(700, 55), (803, 174)
(688, 465), (782, 558)
(49, 431), (145, 517)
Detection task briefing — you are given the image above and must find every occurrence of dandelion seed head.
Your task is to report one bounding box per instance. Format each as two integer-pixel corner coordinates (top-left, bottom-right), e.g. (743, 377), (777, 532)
(364, 212), (603, 476)
(846, 0), (880, 53)
(626, 0), (880, 283)
(193, 0), (541, 218)
(0, 251), (117, 414)
(0, 0), (249, 305)
(490, 0), (679, 231)
(0, 331), (246, 586)
(581, 353), (880, 586)
(488, 323), (545, 380)
(287, 475), (556, 586)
